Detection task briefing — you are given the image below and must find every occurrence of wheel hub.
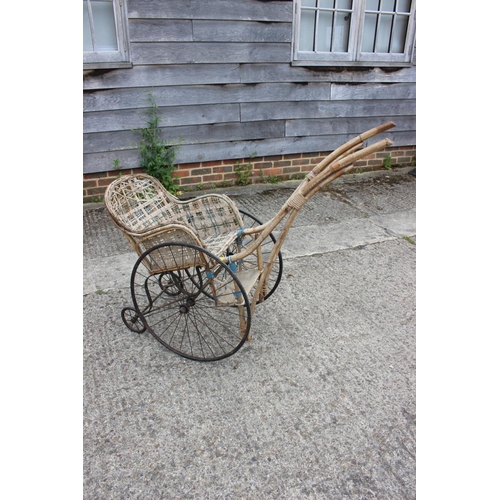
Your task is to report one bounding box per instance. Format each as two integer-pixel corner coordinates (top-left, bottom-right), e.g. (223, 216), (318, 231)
(179, 298), (196, 314)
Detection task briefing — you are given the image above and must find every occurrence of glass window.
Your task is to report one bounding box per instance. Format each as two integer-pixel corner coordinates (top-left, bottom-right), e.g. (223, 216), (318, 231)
(83, 0), (131, 69)
(293, 0), (416, 66)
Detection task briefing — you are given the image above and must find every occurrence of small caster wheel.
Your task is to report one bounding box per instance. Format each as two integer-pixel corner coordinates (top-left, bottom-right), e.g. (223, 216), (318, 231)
(121, 307), (147, 333)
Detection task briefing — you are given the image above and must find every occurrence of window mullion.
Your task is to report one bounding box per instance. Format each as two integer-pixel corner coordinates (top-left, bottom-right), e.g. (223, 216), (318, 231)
(374, 8), (381, 52)
(352, 0), (365, 60)
(388, 11), (396, 53)
(330, 9), (336, 52)
(86, 0), (97, 52)
(314, 7), (319, 52)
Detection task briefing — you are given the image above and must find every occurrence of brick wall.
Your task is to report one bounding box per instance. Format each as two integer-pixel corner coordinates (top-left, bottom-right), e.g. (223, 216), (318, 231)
(83, 146), (415, 203)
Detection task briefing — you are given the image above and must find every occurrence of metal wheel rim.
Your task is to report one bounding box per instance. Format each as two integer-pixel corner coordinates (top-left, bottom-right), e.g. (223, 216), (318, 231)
(130, 242), (252, 362)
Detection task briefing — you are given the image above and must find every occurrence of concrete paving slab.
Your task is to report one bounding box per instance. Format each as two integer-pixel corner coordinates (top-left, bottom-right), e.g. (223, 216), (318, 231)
(370, 208), (416, 237)
(83, 169), (416, 499)
(280, 218), (390, 259)
(84, 252), (137, 295)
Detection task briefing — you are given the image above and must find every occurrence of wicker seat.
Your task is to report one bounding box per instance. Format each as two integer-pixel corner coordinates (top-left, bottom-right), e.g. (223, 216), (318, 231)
(104, 174), (244, 265)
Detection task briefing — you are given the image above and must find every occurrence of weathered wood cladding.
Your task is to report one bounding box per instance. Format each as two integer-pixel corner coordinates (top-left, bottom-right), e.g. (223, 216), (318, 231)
(127, 0), (294, 21)
(130, 20), (292, 43)
(83, 0), (416, 175)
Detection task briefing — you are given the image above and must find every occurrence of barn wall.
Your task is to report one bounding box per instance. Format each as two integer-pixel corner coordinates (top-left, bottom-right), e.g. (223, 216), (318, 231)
(83, 0), (416, 193)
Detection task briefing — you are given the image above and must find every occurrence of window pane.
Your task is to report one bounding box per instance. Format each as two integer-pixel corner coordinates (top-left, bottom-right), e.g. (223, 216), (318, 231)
(375, 13), (392, 52)
(299, 9), (316, 50)
(317, 11), (333, 51)
(92, 1), (118, 51)
(333, 11), (350, 51)
(381, 0), (395, 11)
(83, 2), (93, 51)
(319, 0), (334, 8)
(366, 0), (380, 10)
(361, 13), (376, 51)
(337, 0), (352, 9)
(392, 14), (408, 52)
(302, 0), (317, 7)
(397, 0), (411, 13)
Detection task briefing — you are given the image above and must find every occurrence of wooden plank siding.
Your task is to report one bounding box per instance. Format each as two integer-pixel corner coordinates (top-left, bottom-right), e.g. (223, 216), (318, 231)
(83, 0), (416, 176)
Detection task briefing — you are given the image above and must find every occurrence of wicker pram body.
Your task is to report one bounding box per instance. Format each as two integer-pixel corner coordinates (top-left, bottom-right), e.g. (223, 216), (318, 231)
(105, 174), (246, 270)
(105, 122), (395, 361)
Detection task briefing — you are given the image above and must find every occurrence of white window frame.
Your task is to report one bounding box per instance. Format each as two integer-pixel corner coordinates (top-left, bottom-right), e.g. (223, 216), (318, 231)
(292, 0), (416, 67)
(83, 0), (131, 70)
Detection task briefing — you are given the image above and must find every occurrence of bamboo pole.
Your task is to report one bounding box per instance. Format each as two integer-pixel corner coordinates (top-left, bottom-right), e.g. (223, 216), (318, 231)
(220, 134), (394, 269)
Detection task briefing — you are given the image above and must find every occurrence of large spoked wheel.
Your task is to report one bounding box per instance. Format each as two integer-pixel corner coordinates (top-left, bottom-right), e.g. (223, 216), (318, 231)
(231, 209), (283, 303)
(129, 242), (252, 362)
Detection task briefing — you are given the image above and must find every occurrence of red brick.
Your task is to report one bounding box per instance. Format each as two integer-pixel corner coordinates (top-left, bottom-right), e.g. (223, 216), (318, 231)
(97, 177), (115, 187)
(180, 176), (201, 185)
(254, 161), (273, 170)
(86, 187), (106, 196)
(179, 162), (201, 170)
(275, 160), (291, 168)
(264, 168), (282, 177)
(173, 170), (189, 178)
(191, 168), (212, 176)
(291, 159), (310, 166)
(202, 174), (223, 183)
(89, 171), (109, 179)
(213, 166), (233, 174)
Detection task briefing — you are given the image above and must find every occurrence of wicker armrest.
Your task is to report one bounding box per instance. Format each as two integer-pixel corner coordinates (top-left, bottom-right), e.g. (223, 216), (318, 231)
(173, 193), (243, 242)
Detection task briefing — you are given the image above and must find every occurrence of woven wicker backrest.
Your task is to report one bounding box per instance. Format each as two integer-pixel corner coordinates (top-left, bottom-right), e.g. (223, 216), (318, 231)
(178, 195), (242, 240)
(105, 174), (186, 235)
(105, 173), (243, 243)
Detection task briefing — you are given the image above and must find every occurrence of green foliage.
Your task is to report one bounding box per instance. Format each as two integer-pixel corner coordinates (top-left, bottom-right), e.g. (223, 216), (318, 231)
(259, 167), (265, 183)
(112, 159), (123, 178)
(383, 155), (393, 171)
(235, 160), (252, 186)
(234, 153), (256, 186)
(137, 93), (180, 194)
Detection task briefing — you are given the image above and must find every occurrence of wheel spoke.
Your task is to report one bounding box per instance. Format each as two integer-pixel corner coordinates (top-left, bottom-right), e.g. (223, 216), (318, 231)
(129, 242), (251, 361)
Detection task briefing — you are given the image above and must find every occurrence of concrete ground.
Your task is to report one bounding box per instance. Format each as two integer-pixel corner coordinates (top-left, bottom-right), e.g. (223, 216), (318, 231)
(83, 168), (416, 499)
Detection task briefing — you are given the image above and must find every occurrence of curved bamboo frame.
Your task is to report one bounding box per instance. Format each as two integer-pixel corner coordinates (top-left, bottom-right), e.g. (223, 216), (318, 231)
(218, 121), (395, 313)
